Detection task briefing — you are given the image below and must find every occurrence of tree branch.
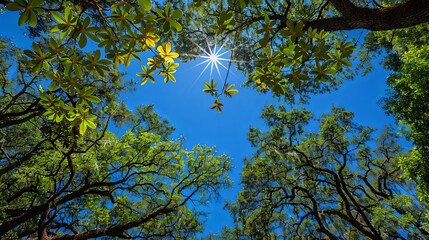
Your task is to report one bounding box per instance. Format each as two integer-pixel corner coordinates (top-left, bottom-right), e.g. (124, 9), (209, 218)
(306, 0), (429, 31)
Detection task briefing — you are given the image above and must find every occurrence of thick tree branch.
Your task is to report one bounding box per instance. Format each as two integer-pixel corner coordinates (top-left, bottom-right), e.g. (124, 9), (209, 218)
(47, 207), (174, 240)
(0, 109), (45, 129)
(306, 0), (429, 31)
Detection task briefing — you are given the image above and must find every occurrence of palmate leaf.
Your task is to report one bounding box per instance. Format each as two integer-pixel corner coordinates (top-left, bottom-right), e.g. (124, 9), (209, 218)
(225, 84), (239, 98)
(137, 65), (155, 85)
(203, 80), (218, 96)
(11, 0), (43, 27)
(210, 98), (224, 113)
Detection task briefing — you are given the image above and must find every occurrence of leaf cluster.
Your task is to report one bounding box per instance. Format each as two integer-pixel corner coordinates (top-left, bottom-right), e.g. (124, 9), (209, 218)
(5, 0), (184, 134)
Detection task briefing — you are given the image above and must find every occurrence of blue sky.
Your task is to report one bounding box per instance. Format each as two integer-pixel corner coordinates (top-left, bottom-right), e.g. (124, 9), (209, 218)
(0, 11), (399, 236)
(123, 41), (398, 234)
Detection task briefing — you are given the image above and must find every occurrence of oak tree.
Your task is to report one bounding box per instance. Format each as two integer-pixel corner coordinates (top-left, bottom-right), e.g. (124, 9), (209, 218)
(214, 105), (429, 239)
(0, 29), (232, 240)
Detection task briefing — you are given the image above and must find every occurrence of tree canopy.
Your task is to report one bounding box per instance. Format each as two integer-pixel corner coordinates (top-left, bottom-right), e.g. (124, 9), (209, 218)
(213, 105), (429, 239)
(1, 0), (429, 239)
(172, 0), (429, 104)
(0, 36), (232, 239)
(371, 24), (429, 203)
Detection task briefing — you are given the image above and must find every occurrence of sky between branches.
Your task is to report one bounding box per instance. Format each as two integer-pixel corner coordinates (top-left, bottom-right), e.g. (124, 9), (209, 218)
(0, 11), (404, 235)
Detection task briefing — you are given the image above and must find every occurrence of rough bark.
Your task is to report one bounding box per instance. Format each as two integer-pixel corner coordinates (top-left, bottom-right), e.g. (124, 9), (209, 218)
(307, 0), (429, 31)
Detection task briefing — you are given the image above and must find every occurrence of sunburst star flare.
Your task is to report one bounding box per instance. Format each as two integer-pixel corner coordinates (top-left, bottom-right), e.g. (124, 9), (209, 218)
(187, 38), (245, 83)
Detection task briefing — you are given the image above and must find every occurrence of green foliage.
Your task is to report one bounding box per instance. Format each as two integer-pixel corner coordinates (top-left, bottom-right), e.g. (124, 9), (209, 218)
(373, 24), (429, 203)
(210, 97), (224, 113)
(4, 0), (184, 134)
(219, 105), (429, 239)
(0, 36), (232, 238)
(203, 79), (218, 96)
(210, 11), (235, 36)
(6, 0), (44, 27)
(224, 84), (239, 98)
(202, 80), (238, 111)
(156, 2), (183, 33)
(137, 65), (155, 85)
(171, 0), (358, 105)
(2, 0), (429, 238)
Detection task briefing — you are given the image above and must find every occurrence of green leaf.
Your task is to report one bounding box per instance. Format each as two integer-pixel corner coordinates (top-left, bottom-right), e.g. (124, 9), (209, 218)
(55, 113), (64, 122)
(98, 59), (111, 65)
(43, 61), (50, 71)
(341, 59), (353, 67)
(18, 10), (30, 26)
(264, 45), (271, 57)
(299, 74), (310, 80)
(64, 64), (71, 76)
(86, 95), (101, 103)
(31, 0), (44, 7)
(164, 2), (171, 16)
(170, 9), (183, 19)
(148, 75), (155, 83)
(39, 92), (49, 101)
(162, 22), (170, 33)
(79, 121), (87, 134)
(155, 8), (164, 17)
(84, 119), (96, 129)
(259, 37), (269, 48)
(124, 55), (131, 67)
(82, 17), (90, 28)
(86, 32), (100, 43)
(49, 81), (59, 91)
(29, 10), (37, 27)
(79, 34), (87, 48)
(51, 11), (66, 23)
(24, 50), (37, 58)
(87, 87), (96, 95)
(137, 0), (152, 10)
(204, 81), (210, 88)
(60, 29), (69, 39)
(64, 6), (71, 19)
(33, 61), (42, 72)
(32, 42), (42, 55)
(94, 50), (101, 60)
(170, 20), (182, 32)
(238, 0), (247, 8)
(15, 0), (27, 6)
(227, 84), (235, 90)
(250, 0), (262, 4)
(140, 77), (148, 85)
(75, 65), (82, 78)
(6, 3), (25, 11)
(169, 74), (176, 82)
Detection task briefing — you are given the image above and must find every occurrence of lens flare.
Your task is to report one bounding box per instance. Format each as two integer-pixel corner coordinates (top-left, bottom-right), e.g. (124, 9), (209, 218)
(188, 38), (245, 83)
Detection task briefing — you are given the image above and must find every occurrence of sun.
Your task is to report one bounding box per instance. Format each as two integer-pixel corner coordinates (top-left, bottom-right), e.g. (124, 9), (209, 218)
(188, 38), (243, 83)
